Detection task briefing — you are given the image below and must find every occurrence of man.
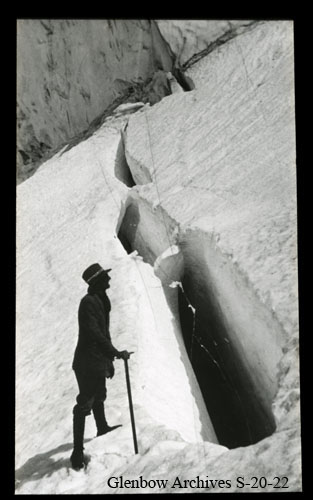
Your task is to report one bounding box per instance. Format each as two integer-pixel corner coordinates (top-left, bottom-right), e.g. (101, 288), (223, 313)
(70, 263), (130, 470)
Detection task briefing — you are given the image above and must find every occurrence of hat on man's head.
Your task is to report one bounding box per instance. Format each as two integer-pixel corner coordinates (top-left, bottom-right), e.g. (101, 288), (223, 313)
(82, 263), (112, 284)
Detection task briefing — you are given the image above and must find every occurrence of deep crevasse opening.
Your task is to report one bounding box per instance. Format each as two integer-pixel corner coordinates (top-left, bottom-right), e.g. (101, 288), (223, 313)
(117, 193), (284, 449)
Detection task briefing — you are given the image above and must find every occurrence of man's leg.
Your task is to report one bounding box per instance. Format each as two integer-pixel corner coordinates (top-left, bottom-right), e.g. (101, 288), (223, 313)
(71, 371), (97, 470)
(92, 377), (122, 436)
(92, 378), (107, 435)
(92, 401), (108, 436)
(71, 405), (88, 469)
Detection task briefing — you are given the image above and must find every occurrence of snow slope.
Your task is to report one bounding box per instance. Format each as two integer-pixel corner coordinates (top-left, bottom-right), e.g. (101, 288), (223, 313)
(16, 114), (218, 494)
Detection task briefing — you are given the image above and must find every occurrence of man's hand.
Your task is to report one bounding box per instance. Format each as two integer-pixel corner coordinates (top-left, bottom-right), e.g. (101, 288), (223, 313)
(116, 350), (133, 360)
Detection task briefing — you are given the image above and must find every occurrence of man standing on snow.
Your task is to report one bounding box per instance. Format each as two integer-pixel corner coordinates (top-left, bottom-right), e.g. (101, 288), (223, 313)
(70, 263), (130, 470)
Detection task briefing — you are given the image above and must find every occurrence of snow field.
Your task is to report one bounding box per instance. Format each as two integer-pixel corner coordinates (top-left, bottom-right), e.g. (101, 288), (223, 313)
(16, 116), (219, 494)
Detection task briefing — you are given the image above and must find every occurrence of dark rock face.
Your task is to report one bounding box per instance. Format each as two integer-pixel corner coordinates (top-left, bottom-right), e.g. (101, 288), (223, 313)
(16, 19), (173, 182)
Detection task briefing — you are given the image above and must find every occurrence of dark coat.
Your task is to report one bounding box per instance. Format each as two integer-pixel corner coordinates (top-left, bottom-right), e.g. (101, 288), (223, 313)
(72, 287), (119, 378)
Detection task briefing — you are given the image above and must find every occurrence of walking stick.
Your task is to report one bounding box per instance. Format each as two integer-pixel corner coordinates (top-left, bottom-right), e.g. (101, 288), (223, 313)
(124, 354), (138, 454)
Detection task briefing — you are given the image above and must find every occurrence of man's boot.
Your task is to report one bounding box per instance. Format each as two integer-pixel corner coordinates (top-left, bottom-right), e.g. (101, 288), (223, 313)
(92, 401), (121, 436)
(70, 405), (88, 470)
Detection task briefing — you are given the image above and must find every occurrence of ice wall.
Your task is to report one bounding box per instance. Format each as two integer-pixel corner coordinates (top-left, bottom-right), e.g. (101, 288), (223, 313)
(16, 19), (173, 182)
(156, 20), (256, 66)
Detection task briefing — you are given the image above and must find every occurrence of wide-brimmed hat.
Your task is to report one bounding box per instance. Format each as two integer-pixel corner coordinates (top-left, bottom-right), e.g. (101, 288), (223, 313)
(82, 263), (112, 284)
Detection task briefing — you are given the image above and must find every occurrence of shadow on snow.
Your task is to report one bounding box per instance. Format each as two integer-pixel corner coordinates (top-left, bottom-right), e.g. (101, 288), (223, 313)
(15, 439), (92, 490)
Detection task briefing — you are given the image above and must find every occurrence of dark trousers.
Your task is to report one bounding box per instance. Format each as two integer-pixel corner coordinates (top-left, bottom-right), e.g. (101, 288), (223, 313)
(72, 370), (108, 450)
(74, 370), (107, 416)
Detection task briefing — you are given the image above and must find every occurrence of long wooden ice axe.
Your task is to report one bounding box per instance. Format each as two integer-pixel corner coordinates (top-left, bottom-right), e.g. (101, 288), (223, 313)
(123, 352), (138, 454)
